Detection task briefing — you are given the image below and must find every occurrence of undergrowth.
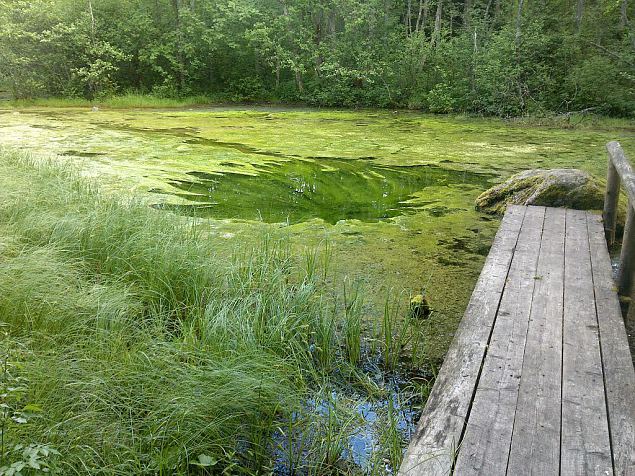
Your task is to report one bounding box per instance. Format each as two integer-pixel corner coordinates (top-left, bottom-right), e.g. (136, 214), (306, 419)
(0, 149), (431, 475)
(5, 94), (256, 110)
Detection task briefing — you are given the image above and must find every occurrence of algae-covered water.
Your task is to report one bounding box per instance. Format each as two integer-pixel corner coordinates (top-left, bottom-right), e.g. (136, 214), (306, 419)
(0, 106), (633, 362)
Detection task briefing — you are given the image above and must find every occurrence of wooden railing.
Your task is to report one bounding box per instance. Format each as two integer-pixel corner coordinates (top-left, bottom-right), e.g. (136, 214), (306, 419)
(603, 141), (635, 297)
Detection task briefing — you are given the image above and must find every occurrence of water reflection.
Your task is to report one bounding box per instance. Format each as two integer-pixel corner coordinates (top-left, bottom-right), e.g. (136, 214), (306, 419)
(152, 158), (493, 224)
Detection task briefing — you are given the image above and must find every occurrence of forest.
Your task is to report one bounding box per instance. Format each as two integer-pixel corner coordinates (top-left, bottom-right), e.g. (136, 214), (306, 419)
(1, 0), (634, 116)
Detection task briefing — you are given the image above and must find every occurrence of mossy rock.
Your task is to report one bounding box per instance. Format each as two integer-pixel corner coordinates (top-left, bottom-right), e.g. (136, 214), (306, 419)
(475, 169), (604, 215)
(409, 294), (431, 319)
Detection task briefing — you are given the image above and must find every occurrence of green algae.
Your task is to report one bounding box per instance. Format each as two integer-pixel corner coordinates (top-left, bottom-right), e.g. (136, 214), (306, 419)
(0, 105), (633, 361)
(153, 159), (493, 224)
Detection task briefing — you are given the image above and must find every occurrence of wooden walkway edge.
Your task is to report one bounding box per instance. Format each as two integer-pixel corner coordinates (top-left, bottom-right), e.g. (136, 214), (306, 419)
(399, 205), (635, 476)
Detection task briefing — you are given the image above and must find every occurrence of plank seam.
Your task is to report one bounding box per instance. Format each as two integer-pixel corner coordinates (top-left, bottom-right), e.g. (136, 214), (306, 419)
(451, 205), (529, 474)
(559, 210), (567, 476)
(586, 212), (616, 474)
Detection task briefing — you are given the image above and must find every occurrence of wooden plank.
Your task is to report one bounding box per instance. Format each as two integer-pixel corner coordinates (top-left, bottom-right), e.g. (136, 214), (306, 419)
(453, 205), (546, 475)
(587, 212), (635, 476)
(506, 206), (566, 475)
(561, 209), (613, 476)
(398, 205), (526, 476)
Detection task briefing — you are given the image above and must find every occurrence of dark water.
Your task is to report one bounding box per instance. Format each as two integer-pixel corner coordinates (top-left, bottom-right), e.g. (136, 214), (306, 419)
(151, 158), (493, 224)
(272, 364), (429, 475)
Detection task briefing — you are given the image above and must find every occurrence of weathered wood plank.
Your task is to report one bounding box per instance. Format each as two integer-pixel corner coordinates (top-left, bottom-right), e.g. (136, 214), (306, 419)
(506, 206), (566, 475)
(561, 208), (613, 476)
(398, 205), (526, 476)
(452, 206), (545, 475)
(587, 212), (635, 476)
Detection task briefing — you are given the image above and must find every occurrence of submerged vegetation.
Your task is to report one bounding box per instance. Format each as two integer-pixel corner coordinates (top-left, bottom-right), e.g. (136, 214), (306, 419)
(154, 159), (493, 224)
(0, 148), (435, 474)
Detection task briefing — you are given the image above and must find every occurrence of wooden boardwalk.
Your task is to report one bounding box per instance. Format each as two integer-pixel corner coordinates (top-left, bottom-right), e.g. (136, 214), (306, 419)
(399, 205), (635, 476)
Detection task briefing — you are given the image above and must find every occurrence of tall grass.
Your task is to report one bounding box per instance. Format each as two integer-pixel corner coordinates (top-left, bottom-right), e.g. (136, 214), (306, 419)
(0, 148), (426, 474)
(6, 93), (230, 110)
(342, 279), (363, 366)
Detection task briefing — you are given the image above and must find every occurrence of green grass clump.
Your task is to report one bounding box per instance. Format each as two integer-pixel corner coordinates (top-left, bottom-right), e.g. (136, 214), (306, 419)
(5, 97), (94, 108)
(0, 149), (427, 474)
(101, 94), (216, 109)
(6, 94), (222, 110)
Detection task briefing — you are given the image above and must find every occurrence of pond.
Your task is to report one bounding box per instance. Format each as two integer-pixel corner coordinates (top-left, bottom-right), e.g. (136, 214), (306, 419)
(0, 106), (633, 472)
(1, 107), (632, 358)
(153, 159), (494, 223)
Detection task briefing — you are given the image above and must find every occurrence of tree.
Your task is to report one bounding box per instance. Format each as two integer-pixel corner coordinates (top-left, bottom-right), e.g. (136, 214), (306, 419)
(0, 0), (632, 115)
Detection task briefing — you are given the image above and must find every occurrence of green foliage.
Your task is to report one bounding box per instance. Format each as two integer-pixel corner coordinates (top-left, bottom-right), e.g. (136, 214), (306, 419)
(1, 0), (633, 115)
(0, 338), (60, 476)
(0, 444), (60, 476)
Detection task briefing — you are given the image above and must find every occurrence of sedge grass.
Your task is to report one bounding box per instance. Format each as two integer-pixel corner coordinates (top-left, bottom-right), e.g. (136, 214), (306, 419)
(7, 94), (220, 110)
(0, 148), (428, 474)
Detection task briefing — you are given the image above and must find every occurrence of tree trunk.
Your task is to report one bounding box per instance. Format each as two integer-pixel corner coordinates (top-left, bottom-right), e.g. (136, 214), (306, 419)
(470, 29), (477, 93)
(295, 70), (304, 94)
(171, 0), (186, 93)
(515, 0), (525, 49)
(328, 11), (336, 35)
(172, 0), (180, 18)
(575, 0), (585, 33)
(514, 0), (526, 114)
(622, 0), (635, 50)
(431, 0), (442, 47)
(275, 59), (280, 89)
(87, 0), (97, 97)
(87, 0), (95, 38)
(485, 0), (494, 18)
(415, 0), (429, 33)
(314, 12), (323, 76)
(464, 0), (472, 29)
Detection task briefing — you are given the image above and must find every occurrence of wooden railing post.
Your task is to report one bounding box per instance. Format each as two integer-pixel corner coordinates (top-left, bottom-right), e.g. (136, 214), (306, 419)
(618, 199), (635, 296)
(603, 142), (635, 300)
(603, 160), (620, 245)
